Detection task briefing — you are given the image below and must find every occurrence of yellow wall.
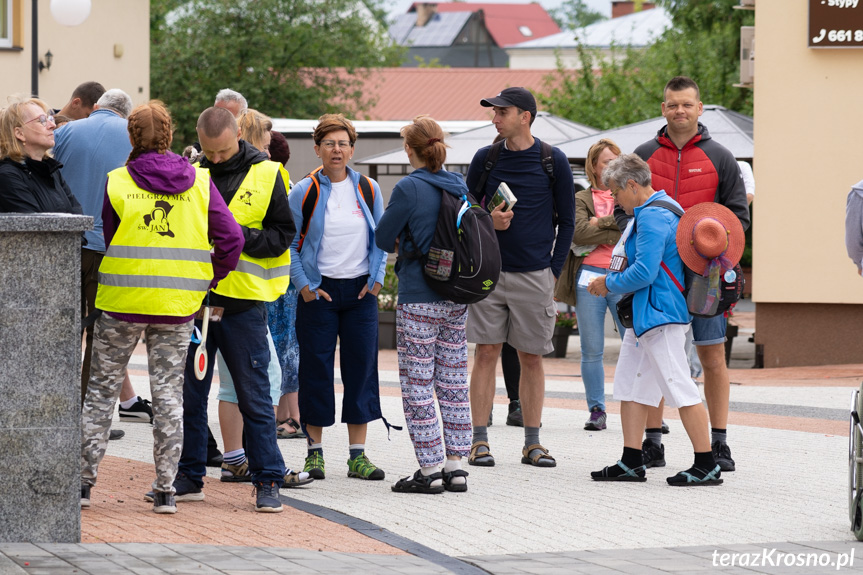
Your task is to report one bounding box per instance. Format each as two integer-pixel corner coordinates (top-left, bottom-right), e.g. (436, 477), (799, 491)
(0, 0), (149, 109)
(754, 0), (863, 304)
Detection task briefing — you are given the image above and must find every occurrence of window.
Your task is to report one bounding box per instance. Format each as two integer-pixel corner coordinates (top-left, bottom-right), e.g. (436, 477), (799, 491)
(0, 0), (13, 48)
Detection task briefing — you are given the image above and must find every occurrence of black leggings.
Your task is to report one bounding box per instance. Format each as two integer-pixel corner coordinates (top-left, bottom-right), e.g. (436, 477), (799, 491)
(501, 342), (520, 402)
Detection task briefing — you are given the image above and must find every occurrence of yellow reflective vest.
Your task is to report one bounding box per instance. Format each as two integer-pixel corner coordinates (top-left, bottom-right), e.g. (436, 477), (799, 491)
(211, 160), (291, 302)
(96, 166), (213, 317)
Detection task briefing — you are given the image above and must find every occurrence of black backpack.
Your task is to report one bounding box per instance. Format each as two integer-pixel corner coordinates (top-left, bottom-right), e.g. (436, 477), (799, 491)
(402, 190), (501, 305)
(645, 200), (744, 318)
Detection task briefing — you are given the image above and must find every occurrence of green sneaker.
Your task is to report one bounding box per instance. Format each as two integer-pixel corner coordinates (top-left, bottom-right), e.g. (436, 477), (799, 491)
(303, 451), (325, 480)
(347, 452), (385, 480)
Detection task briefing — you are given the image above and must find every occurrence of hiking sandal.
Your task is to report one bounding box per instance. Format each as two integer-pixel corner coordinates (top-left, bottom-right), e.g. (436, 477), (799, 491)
(442, 469), (469, 492)
(666, 465), (723, 486)
(277, 418), (304, 439)
(591, 460), (647, 482)
(468, 441), (495, 467)
(391, 469), (444, 494)
(521, 444), (556, 467)
(283, 470), (314, 488)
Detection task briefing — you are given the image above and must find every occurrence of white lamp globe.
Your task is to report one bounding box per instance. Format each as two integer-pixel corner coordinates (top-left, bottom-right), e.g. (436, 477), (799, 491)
(50, 0), (92, 27)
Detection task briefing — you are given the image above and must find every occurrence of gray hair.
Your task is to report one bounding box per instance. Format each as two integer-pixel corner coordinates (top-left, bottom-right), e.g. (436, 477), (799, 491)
(602, 153), (653, 190)
(96, 89), (133, 119)
(214, 89), (247, 112)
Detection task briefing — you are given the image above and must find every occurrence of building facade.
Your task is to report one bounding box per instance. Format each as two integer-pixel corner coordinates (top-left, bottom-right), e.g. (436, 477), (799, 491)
(0, 0), (149, 109)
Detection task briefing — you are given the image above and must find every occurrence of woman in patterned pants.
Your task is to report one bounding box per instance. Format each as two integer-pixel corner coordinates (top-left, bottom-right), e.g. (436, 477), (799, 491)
(375, 116), (473, 494)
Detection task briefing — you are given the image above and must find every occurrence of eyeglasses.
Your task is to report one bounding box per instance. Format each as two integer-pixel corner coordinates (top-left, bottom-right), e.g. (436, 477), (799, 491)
(320, 140), (351, 150)
(24, 114), (55, 127)
(610, 185), (624, 199)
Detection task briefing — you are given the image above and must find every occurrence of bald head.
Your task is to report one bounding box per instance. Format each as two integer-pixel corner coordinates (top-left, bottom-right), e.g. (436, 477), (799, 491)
(197, 107), (240, 164)
(197, 106), (237, 139)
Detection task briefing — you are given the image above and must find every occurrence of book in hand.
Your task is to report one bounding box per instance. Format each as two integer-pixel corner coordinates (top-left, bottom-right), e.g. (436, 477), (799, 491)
(489, 182), (517, 212)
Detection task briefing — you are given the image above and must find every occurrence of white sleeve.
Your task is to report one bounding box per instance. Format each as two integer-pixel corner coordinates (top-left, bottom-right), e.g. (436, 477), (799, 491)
(737, 161), (755, 196)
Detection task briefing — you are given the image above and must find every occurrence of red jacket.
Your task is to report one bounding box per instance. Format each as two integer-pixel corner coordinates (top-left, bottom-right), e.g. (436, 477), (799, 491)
(631, 123), (750, 230)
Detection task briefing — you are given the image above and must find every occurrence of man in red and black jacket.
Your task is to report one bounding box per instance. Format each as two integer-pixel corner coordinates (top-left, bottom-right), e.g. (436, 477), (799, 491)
(615, 76), (749, 474)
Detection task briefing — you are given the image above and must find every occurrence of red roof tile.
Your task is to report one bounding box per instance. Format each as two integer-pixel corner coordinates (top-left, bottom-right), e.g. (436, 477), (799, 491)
(408, 2), (560, 47)
(352, 68), (559, 121)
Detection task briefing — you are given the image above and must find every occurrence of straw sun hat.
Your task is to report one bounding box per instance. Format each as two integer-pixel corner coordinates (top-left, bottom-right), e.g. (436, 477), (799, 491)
(676, 203), (745, 274)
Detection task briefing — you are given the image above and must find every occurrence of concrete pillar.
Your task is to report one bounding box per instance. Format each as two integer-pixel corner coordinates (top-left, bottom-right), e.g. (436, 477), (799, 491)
(0, 214), (92, 543)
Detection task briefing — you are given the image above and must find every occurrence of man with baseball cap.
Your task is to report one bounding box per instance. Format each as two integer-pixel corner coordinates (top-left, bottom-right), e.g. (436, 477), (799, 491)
(464, 87), (575, 469)
(621, 76), (749, 473)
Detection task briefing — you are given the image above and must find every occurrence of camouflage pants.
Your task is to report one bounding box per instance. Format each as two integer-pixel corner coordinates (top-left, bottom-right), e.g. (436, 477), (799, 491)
(81, 313), (192, 494)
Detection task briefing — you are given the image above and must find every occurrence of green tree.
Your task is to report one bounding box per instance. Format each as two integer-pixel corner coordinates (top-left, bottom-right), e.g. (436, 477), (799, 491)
(550, 0), (607, 29)
(151, 0), (404, 148)
(538, 0), (754, 130)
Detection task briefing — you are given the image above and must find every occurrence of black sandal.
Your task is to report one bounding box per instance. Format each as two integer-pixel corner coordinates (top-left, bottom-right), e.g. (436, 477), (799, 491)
(391, 469), (444, 494)
(442, 469), (468, 492)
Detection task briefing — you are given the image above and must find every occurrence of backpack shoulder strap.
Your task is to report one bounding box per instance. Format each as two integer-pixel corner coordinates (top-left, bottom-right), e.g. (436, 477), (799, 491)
(358, 174), (375, 214)
(649, 199), (684, 217)
(298, 167), (323, 252)
(540, 140), (555, 185)
(475, 140), (504, 202)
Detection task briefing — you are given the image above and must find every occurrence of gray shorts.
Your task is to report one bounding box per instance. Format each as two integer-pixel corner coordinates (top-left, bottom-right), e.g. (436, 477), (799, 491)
(466, 268), (556, 356)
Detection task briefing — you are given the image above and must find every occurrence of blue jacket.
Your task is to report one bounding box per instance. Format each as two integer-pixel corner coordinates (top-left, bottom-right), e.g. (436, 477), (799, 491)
(604, 191), (690, 337)
(375, 167), (469, 304)
(53, 109), (132, 252)
(288, 165), (387, 293)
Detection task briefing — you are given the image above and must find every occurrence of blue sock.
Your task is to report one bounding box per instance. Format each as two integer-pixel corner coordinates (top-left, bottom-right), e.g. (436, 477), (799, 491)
(349, 444), (364, 460)
(307, 443), (323, 457)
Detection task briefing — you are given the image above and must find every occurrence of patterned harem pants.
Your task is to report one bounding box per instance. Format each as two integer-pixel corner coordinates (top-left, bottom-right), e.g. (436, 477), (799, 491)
(81, 313), (191, 494)
(396, 302), (472, 467)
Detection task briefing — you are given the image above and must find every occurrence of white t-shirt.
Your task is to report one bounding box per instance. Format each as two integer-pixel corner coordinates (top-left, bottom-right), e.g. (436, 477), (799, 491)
(317, 177), (370, 278)
(737, 160), (755, 197)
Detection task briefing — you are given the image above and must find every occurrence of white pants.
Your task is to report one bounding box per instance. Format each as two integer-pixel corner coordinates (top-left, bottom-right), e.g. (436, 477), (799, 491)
(613, 323), (702, 409)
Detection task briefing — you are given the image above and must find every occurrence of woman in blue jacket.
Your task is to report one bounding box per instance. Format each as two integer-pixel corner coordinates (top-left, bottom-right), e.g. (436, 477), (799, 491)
(288, 114), (388, 482)
(587, 154), (721, 486)
(375, 116), (472, 494)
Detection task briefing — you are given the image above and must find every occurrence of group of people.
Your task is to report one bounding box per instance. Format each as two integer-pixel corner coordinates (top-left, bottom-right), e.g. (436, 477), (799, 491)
(0, 73), (750, 513)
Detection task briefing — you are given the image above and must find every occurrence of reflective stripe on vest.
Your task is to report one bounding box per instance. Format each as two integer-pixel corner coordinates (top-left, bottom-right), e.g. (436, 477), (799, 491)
(96, 166), (213, 317)
(211, 160), (291, 302)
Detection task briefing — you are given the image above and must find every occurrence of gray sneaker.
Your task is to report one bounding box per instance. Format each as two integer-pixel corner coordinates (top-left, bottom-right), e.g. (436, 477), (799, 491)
(642, 439), (666, 468)
(152, 491), (177, 514)
(584, 407), (607, 431)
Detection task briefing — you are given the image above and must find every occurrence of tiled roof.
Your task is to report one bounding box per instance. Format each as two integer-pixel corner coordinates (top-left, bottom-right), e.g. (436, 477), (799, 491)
(405, 2), (560, 47)
(351, 68), (561, 121)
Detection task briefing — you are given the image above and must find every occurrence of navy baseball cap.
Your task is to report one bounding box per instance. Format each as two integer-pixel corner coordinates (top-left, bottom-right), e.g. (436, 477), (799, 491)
(480, 87), (537, 115)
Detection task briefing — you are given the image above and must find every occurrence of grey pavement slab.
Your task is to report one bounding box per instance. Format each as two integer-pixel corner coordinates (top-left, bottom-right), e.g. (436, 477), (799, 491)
(48, 338), (863, 574)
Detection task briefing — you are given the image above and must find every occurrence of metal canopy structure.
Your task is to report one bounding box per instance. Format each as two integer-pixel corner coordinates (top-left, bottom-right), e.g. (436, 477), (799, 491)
(557, 106), (754, 165)
(356, 111), (598, 179)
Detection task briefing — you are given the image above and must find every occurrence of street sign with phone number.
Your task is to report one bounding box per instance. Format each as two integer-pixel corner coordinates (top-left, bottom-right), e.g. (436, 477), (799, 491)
(810, 0), (863, 47)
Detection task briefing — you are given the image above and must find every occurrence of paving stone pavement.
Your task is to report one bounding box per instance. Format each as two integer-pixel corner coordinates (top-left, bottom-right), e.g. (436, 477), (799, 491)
(5, 309), (863, 574)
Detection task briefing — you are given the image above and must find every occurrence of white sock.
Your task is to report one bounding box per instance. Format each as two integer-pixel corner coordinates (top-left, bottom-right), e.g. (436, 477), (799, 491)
(420, 465), (442, 486)
(444, 459), (466, 485)
(223, 449), (246, 466)
(119, 396), (139, 409)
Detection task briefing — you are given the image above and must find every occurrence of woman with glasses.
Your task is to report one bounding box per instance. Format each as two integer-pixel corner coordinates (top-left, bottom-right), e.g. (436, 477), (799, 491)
(555, 138), (626, 432)
(0, 97), (82, 214)
(288, 114), (389, 482)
